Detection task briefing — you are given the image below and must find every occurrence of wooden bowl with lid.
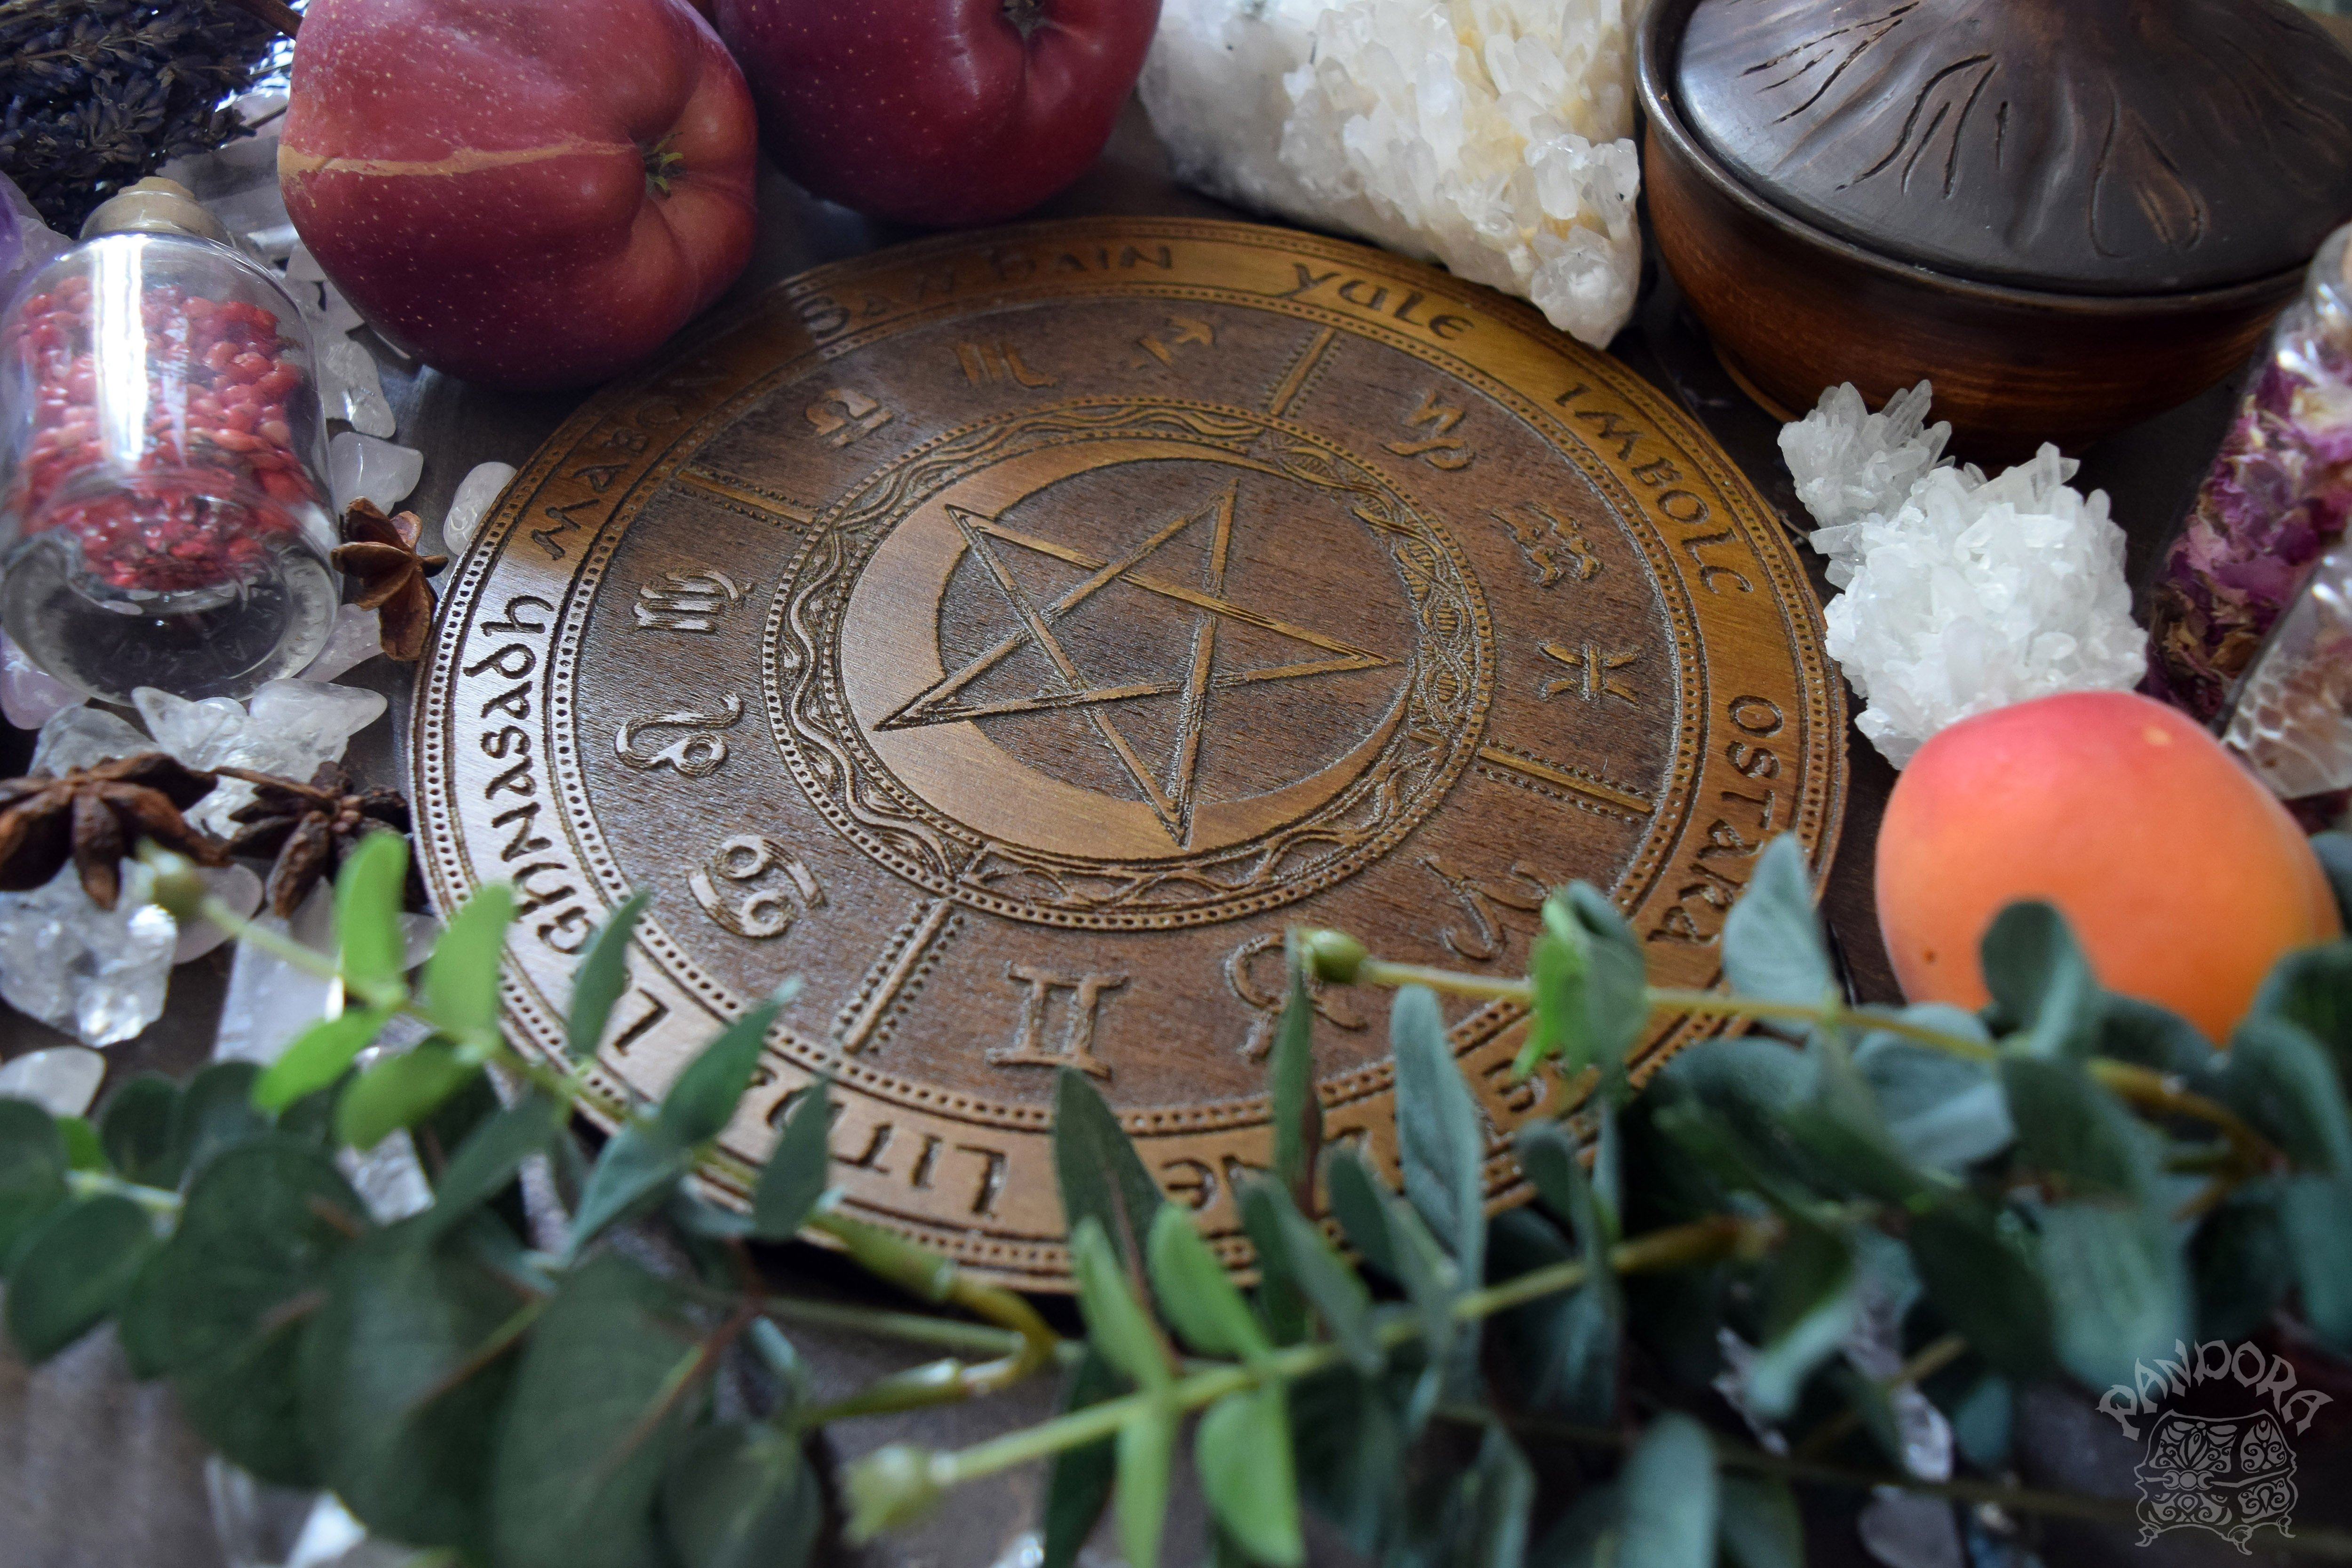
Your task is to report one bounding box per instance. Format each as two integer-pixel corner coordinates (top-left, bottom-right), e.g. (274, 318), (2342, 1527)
(1637, 0), (2352, 458)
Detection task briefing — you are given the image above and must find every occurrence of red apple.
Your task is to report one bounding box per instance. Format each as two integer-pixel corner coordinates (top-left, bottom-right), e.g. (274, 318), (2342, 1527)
(712, 0), (1160, 227)
(280, 0), (758, 390)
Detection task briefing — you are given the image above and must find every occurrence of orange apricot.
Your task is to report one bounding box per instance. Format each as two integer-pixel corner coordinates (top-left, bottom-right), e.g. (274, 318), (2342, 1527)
(1875, 690), (2340, 1042)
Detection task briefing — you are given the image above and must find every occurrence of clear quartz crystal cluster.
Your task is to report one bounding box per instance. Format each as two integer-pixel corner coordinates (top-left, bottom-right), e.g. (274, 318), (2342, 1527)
(1781, 383), (2148, 766)
(1139, 0), (1643, 347)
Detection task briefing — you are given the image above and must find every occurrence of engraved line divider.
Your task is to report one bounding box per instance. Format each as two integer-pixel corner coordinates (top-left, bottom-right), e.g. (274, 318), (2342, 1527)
(675, 464), (819, 525)
(1472, 743), (1655, 817)
(1264, 323), (1339, 417)
(834, 897), (959, 1054)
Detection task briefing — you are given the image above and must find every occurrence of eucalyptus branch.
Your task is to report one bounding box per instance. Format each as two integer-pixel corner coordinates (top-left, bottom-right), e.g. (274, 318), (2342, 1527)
(859, 1213), (1766, 1520)
(1792, 1330), (1968, 1459)
(1450, 1410), (2352, 1559)
(66, 1169), (181, 1217)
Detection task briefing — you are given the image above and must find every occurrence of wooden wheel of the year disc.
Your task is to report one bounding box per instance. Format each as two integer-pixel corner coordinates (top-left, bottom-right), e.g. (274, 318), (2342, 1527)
(413, 218), (1846, 1288)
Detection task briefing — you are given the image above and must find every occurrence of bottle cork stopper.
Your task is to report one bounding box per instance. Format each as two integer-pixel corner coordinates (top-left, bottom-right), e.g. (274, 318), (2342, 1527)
(78, 178), (235, 247)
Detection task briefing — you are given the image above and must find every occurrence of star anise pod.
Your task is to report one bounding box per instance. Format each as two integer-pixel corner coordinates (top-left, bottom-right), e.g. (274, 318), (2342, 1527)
(0, 754), (229, 910)
(333, 499), (448, 661)
(221, 761), (414, 918)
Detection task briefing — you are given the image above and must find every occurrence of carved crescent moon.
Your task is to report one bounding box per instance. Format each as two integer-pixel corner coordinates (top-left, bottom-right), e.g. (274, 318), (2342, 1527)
(839, 437), (1412, 863)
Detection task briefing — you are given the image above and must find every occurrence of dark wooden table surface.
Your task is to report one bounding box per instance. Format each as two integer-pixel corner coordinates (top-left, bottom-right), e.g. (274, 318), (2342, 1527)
(0, 98), (2295, 1568)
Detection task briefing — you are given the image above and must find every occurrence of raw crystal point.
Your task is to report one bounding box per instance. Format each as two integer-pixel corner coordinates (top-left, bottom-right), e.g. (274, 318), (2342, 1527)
(173, 862), (263, 965)
(310, 278), (368, 339)
(0, 1045), (107, 1117)
(213, 887), (335, 1066)
(2222, 534), (2352, 798)
(0, 864), (177, 1046)
(320, 336), (397, 439)
(1780, 381), (1952, 552)
(1139, 0), (1645, 347)
(329, 431), (424, 515)
(134, 678), (389, 836)
(0, 630), (86, 731)
(442, 461), (518, 552)
(284, 240), (327, 285)
(1812, 444), (2148, 767)
(29, 704), (149, 775)
(297, 604), (385, 685)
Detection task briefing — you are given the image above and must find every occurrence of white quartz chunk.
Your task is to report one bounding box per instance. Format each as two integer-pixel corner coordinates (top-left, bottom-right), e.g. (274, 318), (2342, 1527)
(296, 604), (384, 685)
(172, 863), (263, 966)
(0, 631), (85, 732)
(321, 336), (397, 438)
(134, 679), (389, 836)
(442, 461), (517, 553)
(30, 704), (149, 775)
(1140, 0), (1644, 347)
(1781, 384), (2147, 767)
(0, 1046), (107, 1117)
(329, 431), (423, 515)
(0, 865), (177, 1047)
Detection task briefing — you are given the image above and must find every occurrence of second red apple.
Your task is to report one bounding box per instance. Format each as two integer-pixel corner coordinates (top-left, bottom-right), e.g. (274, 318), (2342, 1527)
(713, 0), (1161, 227)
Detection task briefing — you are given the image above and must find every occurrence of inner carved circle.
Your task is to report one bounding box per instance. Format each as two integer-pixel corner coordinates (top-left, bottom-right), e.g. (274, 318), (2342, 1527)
(765, 402), (1496, 929)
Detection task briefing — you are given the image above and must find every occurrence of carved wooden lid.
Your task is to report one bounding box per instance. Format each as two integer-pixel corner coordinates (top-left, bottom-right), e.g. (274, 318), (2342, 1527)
(1672, 0), (2352, 294)
(413, 218), (1846, 1286)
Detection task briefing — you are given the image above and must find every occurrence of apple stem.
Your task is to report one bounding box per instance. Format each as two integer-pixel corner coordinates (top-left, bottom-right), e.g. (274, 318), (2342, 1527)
(1001, 0), (1049, 40)
(642, 135), (686, 198)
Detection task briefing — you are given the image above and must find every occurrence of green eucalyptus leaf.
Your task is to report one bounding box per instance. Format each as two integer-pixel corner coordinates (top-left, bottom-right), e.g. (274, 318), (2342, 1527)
(2000, 1056), (2155, 1202)
(0, 1098), (69, 1261)
(1531, 1483), (1622, 1568)
(1853, 1017), (2012, 1172)
(1383, 1190), (1465, 1372)
(419, 1095), (560, 1242)
(5, 1194), (155, 1361)
(1251, 1179), (1379, 1373)
(1716, 1477), (1803, 1568)
(491, 1252), (704, 1568)
(1619, 1412), (1717, 1568)
(2093, 995), (2219, 1075)
(1234, 1178), (1311, 1347)
(2280, 1173), (2352, 1353)
(301, 1220), (522, 1554)
(1197, 1385), (1303, 1567)
(1524, 886), (1648, 1097)
(1146, 1202), (1266, 1360)
(1518, 920), (1585, 1079)
(1927, 1362), (2014, 1470)
(117, 1136), (363, 1483)
(254, 1007), (396, 1114)
(1054, 1067), (1165, 1271)
(423, 881), (516, 1055)
(568, 1122), (691, 1257)
(1979, 903), (2099, 1059)
(1270, 939), (1321, 1203)
(1324, 1146), (1399, 1280)
(660, 1421), (820, 1568)
(1289, 1366), (1404, 1555)
(2311, 832), (2352, 926)
(1744, 1218), (1858, 1420)
(660, 990), (793, 1148)
(1720, 835), (1831, 1013)
(2223, 1015), (2352, 1175)
(2191, 1186), (2292, 1343)
(56, 1116), (101, 1171)
(1454, 1425), (1536, 1568)
(1905, 1198), (2053, 1379)
(1488, 1207), (1617, 1424)
(1071, 1217), (1169, 1389)
(1041, 1348), (1123, 1568)
(2037, 1201), (2189, 1392)
(336, 1043), (474, 1153)
(97, 1075), (178, 1186)
(2253, 939), (2352, 1075)
(168, 1061), (270, 1186)
(752, 1077), (833, 1241)
(334, 830), (413, 1000)
(1115, 1403), (1176, 1568)
(1391, 985), (1486, 1285)
(564, 891), (652, 1063)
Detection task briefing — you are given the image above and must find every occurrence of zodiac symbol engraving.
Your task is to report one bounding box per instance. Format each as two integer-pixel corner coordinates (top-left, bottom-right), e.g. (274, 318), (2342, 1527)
(689, 834), (826, 940)
(614, 694), (744, 777)
(635, 568), (748, 633)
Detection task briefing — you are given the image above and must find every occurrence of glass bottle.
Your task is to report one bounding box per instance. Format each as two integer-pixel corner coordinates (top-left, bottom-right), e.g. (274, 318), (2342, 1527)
(2147, 223), (2352, 722)
(0, 177), (337, 704)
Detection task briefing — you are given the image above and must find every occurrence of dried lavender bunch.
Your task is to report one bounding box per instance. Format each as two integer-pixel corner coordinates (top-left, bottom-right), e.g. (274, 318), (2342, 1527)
(0, 0), (285, 231)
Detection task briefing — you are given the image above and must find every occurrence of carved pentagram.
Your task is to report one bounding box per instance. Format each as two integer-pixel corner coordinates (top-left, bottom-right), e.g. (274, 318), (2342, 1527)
(413, 219), (1846, 1287)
